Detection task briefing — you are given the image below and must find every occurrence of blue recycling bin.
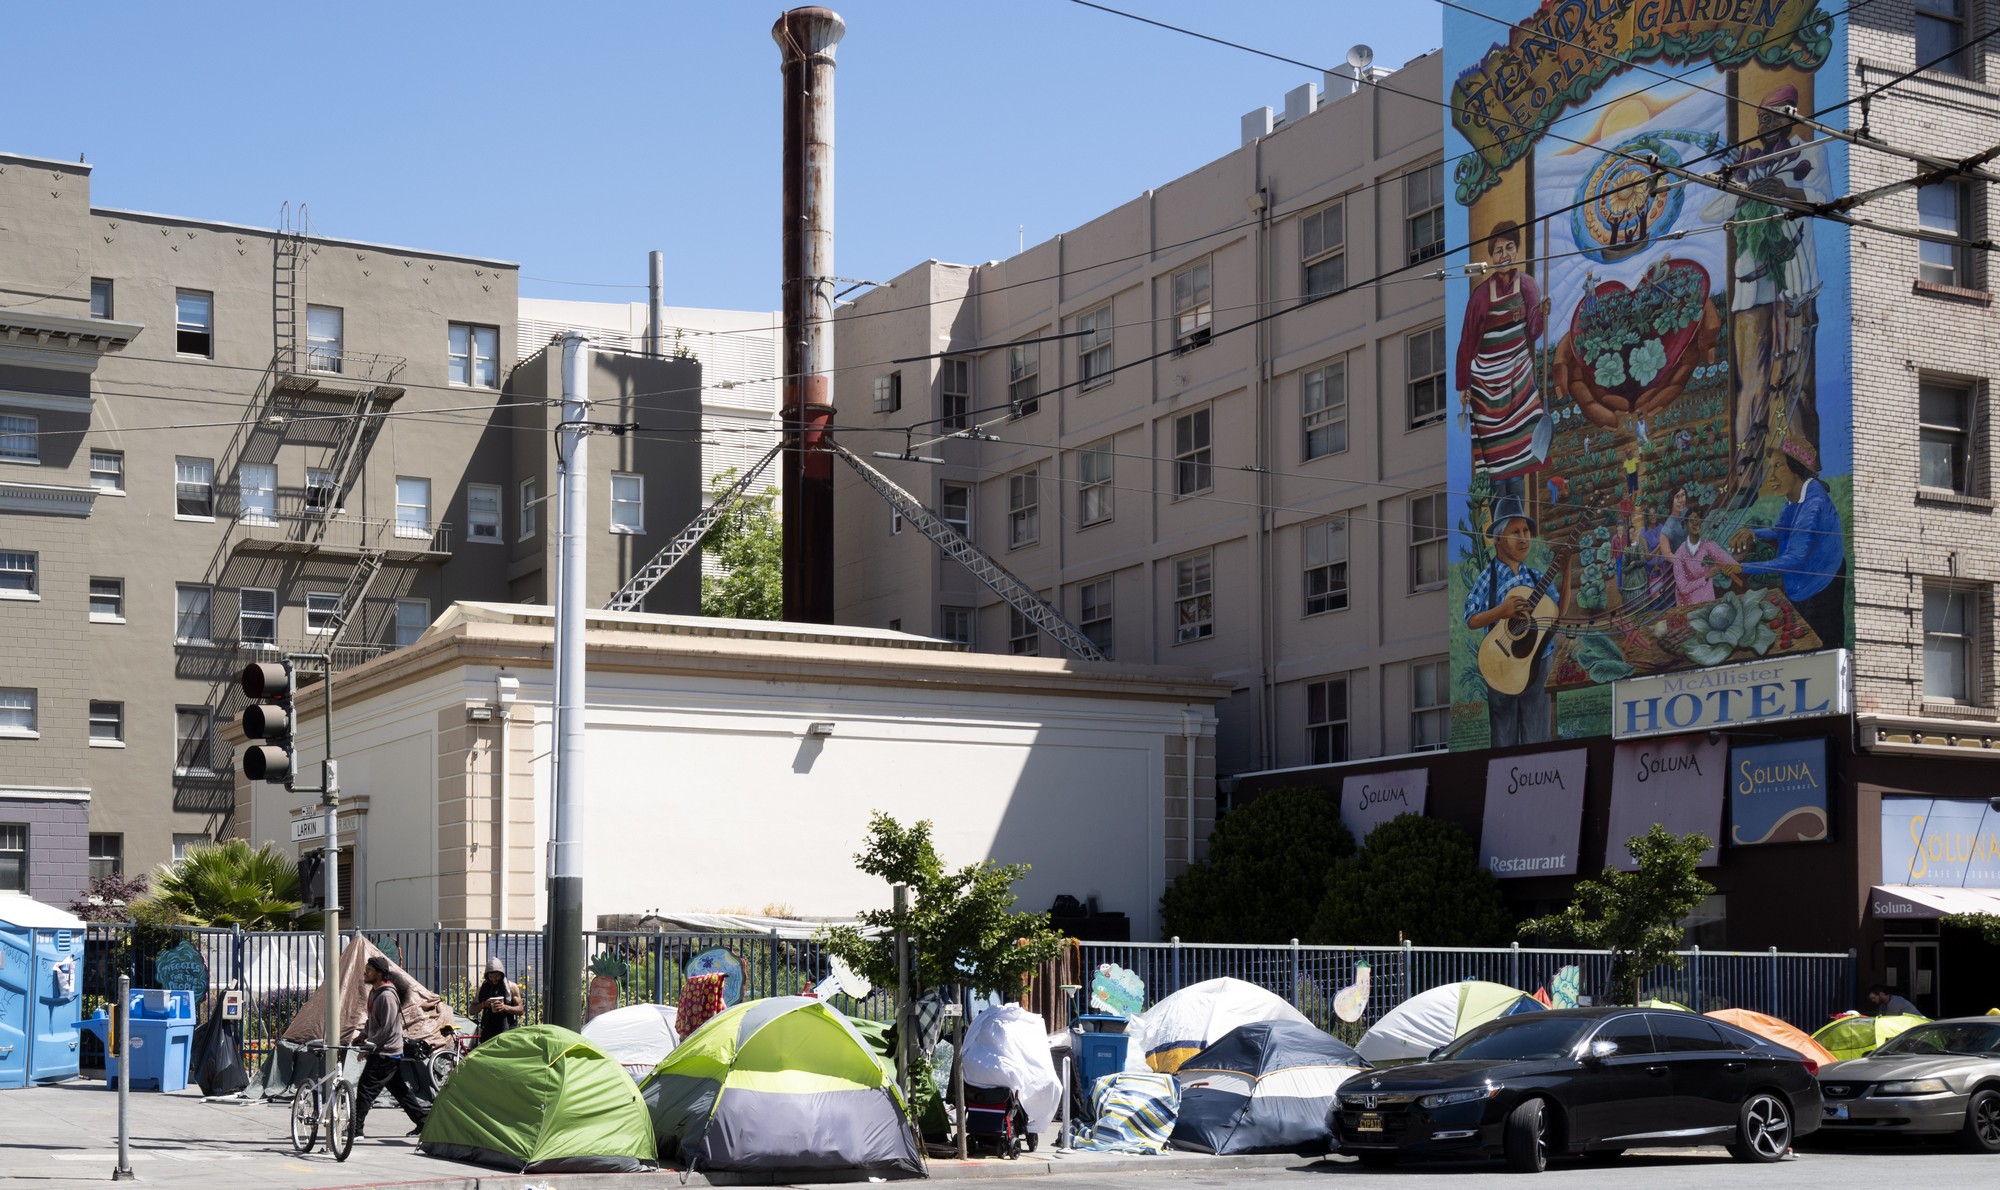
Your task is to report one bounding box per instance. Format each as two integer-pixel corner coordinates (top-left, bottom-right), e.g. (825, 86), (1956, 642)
(1070, 1014), (1130, 1094)
(0, 897), (85, 1089)
(75, 990), (195, 1092)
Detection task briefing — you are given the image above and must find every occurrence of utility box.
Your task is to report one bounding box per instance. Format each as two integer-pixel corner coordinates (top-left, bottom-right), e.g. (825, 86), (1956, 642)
(76, 989), (195, 1092)
(0, 895), (86, 1089)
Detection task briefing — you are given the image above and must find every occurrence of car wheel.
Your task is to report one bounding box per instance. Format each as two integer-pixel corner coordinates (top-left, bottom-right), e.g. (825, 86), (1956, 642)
(1728, 1091), (1791, 1163)
(1961, 1088), (2000, 1154)
(1354, 1152), (1398, 1169)
(1504, 1097), (1550, 1174)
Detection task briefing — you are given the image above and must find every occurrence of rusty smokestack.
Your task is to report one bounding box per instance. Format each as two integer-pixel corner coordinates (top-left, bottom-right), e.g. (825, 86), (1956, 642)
(774, 6), (843, 624)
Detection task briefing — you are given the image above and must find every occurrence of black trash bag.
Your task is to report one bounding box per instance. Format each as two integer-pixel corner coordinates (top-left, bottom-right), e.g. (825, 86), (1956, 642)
(189, 1014), (248, 1097)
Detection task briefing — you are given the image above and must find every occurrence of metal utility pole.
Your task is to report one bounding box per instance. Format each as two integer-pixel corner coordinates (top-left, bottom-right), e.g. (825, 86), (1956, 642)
(547, 331), (591, 1031)
(647, 251), (666, 359)
(774, 6), (844, 623)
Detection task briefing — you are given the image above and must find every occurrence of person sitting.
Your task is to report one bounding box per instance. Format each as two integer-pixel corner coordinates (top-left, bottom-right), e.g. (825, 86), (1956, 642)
(1867, 983), (1920, 1017)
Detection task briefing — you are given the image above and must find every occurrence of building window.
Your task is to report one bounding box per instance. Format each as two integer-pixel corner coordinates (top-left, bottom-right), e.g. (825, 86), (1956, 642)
(1009, 607), (1040, 656)
(1408, 326), (1448, 427)
(1080, 578), (1114, 656)
(89, 703), (123, 746)
(1411, 492), (1449, 589)
(89, 577), (124, 622)
(1407, 161), (1446, 264)
(1175, 550), (1214, 643)
(89, 833), (123, 878)
(1301, 202), (1345, 301)
(395, 599), (430, 647)
(1917, 0), (1969, 75)
(90, 278), (113, 320)
(1008, 469), (1039, 548)
(1412, 659), (1450, 751)
(1918, 180), (1972, 288)
(395, 476), (432, 539)
(175, 584), (213, 644)
(90, 450), (124, 491)
(1008, 342), (1041, 416)
(306, 304), (344, 372)
(175, 456), (214, 518)
(448, 323), (499, 388)
(1173, 408), (1213, 496)
(239, 587), (277, 645)
(468, 483), (502, 541)
(1919, 378), (1975, 494)
(1304, 516), (1349, 615)
(305, 467), (337, 514)
(0, 414), (36, 463)
(1303, 361), (1348, 460)
(238, 462), (276, 526)
(941, 606), (973, 646)
(0, 689), (36, 738)
(610, 473), (644, 533)
(1172, 259), (1213, 353)
(1307, 676), (1348, 765)
(0, 825), (24, 892)
(0, 551), (36, 595)
(1078, 305), (1114, 388)
(1924, 584), (1978, 703)
(941, 358), (971, 432)
(307, 592), (341, 634)
(889, 506), (903, 536)
(872, 372), (902, 414)
(171, 834), (208, 862)
(520, 477), (540, 540)
(1078, 441), (1114, 525)
(174, 707), (214, 774)
(175, 289), (213, 356)
(941, 482), (972, 540)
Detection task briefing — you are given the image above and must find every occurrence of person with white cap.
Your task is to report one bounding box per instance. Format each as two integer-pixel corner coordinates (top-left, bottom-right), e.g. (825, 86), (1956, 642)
(475, 956), (524, 1045)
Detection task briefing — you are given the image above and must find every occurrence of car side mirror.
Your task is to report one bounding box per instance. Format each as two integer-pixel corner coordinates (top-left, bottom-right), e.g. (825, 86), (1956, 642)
(1428, 1047), (1446, 1062)
(1584, 1039), (1618, 1063)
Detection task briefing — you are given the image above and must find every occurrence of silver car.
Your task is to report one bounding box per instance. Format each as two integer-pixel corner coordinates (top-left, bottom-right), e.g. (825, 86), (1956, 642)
(1816, 1018), (2000, 1153)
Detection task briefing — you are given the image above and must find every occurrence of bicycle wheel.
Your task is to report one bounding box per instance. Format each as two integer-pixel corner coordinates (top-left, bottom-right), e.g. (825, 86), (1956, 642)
(327, 1081), (355, 1163)
(429, 1048), (461, 1090)
(290, 1085), (319, 1153)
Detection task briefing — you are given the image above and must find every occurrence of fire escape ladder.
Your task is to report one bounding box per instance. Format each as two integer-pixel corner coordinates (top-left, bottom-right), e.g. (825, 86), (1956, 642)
(274, 202), (307, 372)
(308, 389), (383, 545)
(325, 551), (385, 648)
(602, 444), (784, 612)
(827, 442), (1107, 662)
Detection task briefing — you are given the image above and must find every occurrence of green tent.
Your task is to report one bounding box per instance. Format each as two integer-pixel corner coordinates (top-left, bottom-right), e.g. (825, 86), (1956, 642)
(419, 1025), (656, 1173)
(641, 996), (923, 1178)
(1812, 1013), (1929, 1062)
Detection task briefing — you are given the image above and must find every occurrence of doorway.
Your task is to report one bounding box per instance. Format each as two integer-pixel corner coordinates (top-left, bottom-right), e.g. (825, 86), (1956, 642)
(1883, 937), (1940, 1018)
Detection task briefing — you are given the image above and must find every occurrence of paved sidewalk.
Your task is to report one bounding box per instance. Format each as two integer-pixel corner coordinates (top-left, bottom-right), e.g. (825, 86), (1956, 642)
(0, 1082), (1321, 1188)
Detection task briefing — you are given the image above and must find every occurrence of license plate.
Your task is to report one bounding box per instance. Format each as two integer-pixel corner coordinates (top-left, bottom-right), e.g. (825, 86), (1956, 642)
(1824, 1104), (1848, 1120)
(1357, 1113), (1385, 1133)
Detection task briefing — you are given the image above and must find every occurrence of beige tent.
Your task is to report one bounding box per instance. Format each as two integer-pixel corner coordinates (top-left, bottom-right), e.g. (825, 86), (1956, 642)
(282, 934), (452, 1048)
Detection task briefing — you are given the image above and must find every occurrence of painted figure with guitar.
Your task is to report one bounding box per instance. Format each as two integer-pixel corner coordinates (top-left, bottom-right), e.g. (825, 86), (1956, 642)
(1464, 498), (1569, 746)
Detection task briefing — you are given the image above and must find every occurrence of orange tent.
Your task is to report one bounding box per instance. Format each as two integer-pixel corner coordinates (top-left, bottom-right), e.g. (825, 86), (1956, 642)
(1706, 1008), (1836, 1069)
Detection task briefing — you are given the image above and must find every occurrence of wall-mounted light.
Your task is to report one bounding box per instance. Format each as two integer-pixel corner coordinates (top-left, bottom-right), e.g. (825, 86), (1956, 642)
(467, 705), (493, 722)
(806, 721), (836, 738)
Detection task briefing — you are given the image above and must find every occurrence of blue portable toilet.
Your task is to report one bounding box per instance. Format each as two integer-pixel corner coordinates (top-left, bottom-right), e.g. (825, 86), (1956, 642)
(0, 895), (86, 1088)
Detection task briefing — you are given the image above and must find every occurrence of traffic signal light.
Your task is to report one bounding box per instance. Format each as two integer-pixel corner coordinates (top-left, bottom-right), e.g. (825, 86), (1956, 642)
(240, 660), (295, 784)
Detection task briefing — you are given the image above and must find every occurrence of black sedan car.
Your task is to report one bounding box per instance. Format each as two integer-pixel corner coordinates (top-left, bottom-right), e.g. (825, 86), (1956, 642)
(1331, 1007), (1822, 1172)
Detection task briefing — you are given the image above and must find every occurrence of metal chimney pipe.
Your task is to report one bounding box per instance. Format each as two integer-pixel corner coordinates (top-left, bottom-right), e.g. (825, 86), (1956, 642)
(647, 251), (665, 358)
(774, 6), (844, 624)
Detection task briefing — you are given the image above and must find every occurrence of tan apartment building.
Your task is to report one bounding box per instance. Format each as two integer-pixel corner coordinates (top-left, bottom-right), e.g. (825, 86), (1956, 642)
(0, 152), (700, 904)
(833, 52), (1450, 792)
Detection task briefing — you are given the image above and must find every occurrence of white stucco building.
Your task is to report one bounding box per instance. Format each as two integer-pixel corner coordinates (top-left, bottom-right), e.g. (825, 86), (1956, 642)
(230, 603), (1226, 939)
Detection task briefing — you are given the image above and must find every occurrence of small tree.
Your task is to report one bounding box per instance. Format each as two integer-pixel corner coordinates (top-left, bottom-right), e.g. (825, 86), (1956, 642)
(1310, 814), (1514, 946)
(1519, 824), (1714, 1005)
(1161, 787), (1354, 942)
(136, 839), (320, 930)
(68, 872), (151, 923)
(698, 471), (781, 620)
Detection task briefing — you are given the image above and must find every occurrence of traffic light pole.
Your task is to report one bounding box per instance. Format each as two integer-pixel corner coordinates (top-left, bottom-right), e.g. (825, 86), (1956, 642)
(284, 653), (341, 1093)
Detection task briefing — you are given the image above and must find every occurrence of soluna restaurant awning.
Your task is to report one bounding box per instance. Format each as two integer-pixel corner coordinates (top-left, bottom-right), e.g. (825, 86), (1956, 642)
(1869, 884), (2000, 919)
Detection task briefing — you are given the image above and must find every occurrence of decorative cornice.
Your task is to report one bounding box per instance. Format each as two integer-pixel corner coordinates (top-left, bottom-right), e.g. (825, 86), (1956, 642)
(1858, 712), (2000, 759)
(0, 479), (97, 517)
(0, 309), (143, 373)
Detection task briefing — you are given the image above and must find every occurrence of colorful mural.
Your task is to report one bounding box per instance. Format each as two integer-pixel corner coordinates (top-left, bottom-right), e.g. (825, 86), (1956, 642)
(1444, 1), (1852, 747)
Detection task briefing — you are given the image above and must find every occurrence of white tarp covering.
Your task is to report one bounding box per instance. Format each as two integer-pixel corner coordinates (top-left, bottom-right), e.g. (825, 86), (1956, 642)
(1126, 978), (1314, 1074)
(582, 1002), (680, 1081)
(961, 1003), (1064, 1136)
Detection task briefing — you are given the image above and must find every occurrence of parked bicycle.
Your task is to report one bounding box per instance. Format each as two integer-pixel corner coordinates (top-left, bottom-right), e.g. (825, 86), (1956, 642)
(289, 1040), (357, 1162)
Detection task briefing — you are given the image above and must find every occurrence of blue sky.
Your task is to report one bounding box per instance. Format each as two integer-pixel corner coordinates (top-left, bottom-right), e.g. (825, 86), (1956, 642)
(15, 1), (1440, 311)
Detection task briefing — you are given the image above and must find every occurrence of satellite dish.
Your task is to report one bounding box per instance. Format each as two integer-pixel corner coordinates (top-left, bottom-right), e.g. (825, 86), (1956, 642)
(1346, 44), (1375, 72)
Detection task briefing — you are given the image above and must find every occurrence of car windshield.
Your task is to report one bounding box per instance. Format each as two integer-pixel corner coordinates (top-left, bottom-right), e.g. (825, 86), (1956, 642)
(1435, 1016), (1594, 1062)
(1876, 1022), (2000, 1057)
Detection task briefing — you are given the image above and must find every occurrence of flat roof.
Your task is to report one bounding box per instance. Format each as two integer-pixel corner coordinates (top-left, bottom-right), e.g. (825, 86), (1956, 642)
(92, 207), (519, 270)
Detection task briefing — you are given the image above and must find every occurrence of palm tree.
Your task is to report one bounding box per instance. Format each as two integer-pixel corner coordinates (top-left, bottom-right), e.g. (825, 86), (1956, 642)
(139, 839), (320, 929)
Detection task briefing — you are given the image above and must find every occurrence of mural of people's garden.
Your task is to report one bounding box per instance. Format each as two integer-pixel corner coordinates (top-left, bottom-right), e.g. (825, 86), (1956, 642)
(1443, 1), (1853, 748)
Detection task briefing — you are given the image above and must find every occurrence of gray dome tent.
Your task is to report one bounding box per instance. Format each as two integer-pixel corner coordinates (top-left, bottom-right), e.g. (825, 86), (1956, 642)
(1169, 1019), (1368, 1155)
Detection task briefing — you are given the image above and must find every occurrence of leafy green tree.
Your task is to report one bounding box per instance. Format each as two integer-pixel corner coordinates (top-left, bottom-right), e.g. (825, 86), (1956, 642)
(1309, 814), (1513, 946)
(698, 471), (781, 620)
(1161, 787), (1355, 943)
(1519, 824), (1714, 1004)
(136, 839), (320, 930)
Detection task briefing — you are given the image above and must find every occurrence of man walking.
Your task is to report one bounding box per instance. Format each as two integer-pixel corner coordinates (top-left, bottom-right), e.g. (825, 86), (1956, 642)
(353, 955), (429, 1139)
